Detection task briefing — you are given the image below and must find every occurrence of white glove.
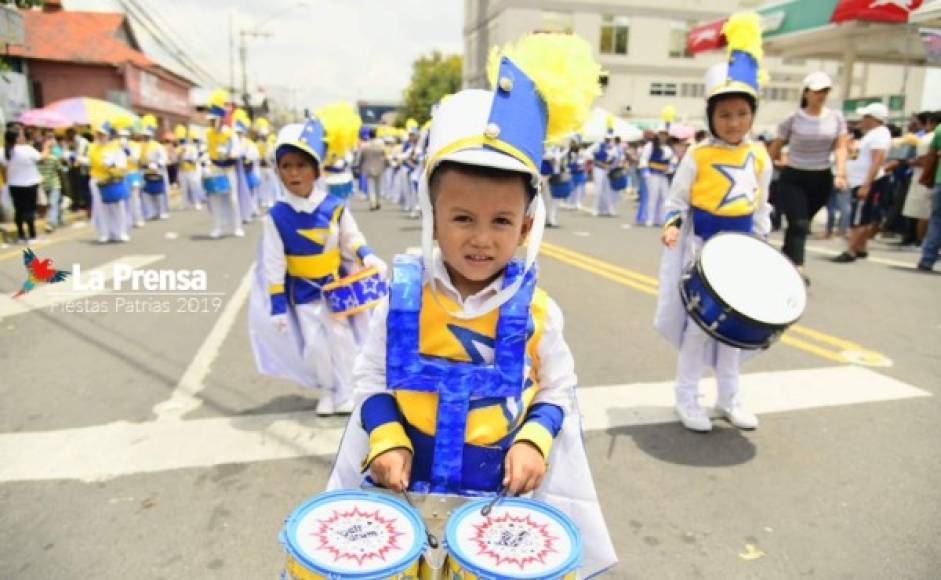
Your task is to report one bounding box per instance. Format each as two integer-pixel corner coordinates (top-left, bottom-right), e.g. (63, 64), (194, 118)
(363, 254), (388, 279)
(270, 313), (289, 334)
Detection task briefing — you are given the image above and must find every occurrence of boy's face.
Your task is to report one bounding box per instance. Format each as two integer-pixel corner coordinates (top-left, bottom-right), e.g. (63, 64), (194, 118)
(433, 168), (533, 298)
(277, 150), (318, 197)
(712, 96), (754, 145)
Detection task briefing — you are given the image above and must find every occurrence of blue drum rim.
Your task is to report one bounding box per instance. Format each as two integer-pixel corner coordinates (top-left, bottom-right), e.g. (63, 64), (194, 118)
(679, 233), (801, 350)
(444, 497), (582, 580)
(281, 490), (425, 580)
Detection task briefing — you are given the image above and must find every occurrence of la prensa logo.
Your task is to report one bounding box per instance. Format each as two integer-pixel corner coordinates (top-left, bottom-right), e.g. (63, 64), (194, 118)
(12, 248), (71, 298)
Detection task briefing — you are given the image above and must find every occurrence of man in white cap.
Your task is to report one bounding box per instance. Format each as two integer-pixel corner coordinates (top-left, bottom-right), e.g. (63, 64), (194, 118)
(833, 102), (892, 262)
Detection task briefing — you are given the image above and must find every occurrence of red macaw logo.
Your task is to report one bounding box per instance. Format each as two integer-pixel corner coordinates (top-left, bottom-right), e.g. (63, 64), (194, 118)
(12, 248), (71, 298)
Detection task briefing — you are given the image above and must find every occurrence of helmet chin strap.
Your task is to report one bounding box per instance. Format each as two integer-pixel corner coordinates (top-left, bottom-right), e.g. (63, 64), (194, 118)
(418, 175), (546, 321)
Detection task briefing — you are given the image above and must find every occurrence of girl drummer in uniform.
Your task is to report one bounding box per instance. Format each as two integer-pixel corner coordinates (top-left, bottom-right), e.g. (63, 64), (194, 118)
(656, 13), (773, 432)
(253, 102), (387, 416)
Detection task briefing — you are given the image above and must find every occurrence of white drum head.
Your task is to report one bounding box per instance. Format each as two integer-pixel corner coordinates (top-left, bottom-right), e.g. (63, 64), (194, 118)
(699, 233), (806, 325)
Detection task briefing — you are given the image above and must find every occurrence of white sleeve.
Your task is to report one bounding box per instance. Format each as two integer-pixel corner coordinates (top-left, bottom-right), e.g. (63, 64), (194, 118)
(639, 142), (652, 167)
(533, 297), (577, 415)
(752, 150), (774, 238)
(228, 133), (241, 158)
(353, 298), (390, 396)
(262, 214), (287, 296)
(338, 208), (369, 263)
(662, 152), (697, 220)
(872, 127), (892, 151)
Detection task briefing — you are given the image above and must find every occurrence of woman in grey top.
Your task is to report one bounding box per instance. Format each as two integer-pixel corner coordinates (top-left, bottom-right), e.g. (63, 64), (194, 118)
(770, 72), (849, 283)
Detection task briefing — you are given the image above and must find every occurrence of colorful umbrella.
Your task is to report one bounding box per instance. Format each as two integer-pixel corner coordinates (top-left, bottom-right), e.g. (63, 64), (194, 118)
(43, 97), (139, 128)
(17, 107), (72, 128)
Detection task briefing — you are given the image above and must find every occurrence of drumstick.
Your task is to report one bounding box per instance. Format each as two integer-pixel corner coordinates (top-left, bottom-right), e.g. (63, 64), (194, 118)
(480, 487), (508, 517)
(400, 490), (439, 549)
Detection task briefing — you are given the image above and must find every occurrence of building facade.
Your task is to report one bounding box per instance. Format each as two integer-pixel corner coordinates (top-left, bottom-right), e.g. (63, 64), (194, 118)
(463, 0), (929, 132)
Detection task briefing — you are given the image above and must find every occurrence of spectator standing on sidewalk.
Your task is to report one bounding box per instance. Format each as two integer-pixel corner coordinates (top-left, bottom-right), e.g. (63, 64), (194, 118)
(916, 113), (941, 272)
(770, 72), (849, 283)
(36, 132), (65, 231)
(1, 126), (42, 243)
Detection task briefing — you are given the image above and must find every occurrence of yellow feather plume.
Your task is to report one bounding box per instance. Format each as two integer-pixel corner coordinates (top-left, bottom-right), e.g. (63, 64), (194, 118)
(405, 118), (419, 131)
(606, 114), (614, 129)
(110, 113), (134, 131)
(208, 89), (230, 109)
(173, 124), (187, 140)
(487, 33), (602, 142)
(316, 101), (363, 163)
(723, 12), (767, 87)
(141, 114), (158, 129)
(661, 105), (676, 123)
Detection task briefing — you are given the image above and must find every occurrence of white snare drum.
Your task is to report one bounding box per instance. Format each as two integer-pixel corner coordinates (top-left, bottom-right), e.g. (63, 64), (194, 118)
(280, 490), (425, 579)
(445, 497), (581, 580)
(681, 232), (806, 349)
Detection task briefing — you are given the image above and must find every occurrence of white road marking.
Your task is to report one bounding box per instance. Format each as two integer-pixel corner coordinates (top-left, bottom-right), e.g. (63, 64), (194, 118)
(151, 263), (256, 422)
(0, 366), (928, 483)
(0, 255), (165, 322)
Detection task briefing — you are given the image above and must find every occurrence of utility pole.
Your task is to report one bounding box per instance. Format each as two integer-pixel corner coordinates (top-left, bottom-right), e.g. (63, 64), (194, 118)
(240, 28), (272, 117)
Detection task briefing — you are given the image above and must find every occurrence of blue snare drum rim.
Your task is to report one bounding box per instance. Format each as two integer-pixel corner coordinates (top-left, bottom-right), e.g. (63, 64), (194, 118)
(445, 497), (582, 580)
(280, 490), (425, 580)
(679, 234), (799, 350)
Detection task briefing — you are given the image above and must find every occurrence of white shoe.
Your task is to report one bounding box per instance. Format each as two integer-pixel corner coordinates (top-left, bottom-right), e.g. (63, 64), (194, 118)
(135, 220), (145, 228)
(158, 213), (170, 220)
(209, 228), (222, 239)
(194, 204), (204, 211)
(98, 235), (109, 243)
(333, 398), (355, 415)
(716, 400), (759, 430)
(315, 396), (335, 417)
(118, 233), (130, 242)
(675, 401), (712, 432)
(233, 228), (246, 238)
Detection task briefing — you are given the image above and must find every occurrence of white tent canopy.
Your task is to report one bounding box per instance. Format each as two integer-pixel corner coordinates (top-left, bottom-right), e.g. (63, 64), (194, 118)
(581, 107), (644, 143)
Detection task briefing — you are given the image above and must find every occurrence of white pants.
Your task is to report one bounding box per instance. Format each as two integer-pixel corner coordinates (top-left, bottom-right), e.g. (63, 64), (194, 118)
(126, 182), (144, 228)
(141, 191), (169, 219)
(207, 169), (243, 234)
(567, 181), (586, 209)
(295, 300), (358, 405)
(592, 167), (610, 215)
(179, 170), (204, 209)
(90, 180), (128, 241)
(645, 172), (670, 226)
(546, 191), (560, 226)
(675, 321), (741, 408)
(366, 174), (382, 208)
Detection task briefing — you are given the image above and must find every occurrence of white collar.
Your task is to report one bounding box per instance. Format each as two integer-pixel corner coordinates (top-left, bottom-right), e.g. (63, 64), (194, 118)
(426, 249), (505, 309)
(281, 183), (326, 213)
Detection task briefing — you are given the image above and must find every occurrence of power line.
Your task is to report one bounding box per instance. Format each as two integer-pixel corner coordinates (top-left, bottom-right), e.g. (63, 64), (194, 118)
(128, 0), (223, 85)
(117, 0), (221, 87)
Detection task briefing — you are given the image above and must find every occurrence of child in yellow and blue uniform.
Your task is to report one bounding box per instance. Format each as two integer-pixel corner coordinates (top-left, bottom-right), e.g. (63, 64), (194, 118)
(327, 33), (617, 577)
(204, 89), (245, 238)
(655, 13), (773, 433)
(250, 101), (387, 417)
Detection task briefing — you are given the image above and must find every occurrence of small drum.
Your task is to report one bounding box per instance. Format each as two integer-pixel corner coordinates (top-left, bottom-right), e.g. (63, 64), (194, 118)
(681, 232), (806, 350)
(99, 180), (129, 203)
(125, 170), (143, 188)
(202, 173), (231, 195)
(445, 497), (582, 580)
(539, 159), (554, 177)
(142, 172), (165, 194)
(280, 490), (425, 580)
(323, 267), (388, 318)
(548, 174), (573, 199)
(246, 170), (261, 189)
(328, 180), (354, 199)
(608, 167), (628, 191)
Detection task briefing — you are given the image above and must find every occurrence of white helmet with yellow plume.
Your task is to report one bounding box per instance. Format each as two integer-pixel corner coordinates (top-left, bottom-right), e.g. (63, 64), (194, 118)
(703, 13), (766, 135)
(418, 32), (601, 318)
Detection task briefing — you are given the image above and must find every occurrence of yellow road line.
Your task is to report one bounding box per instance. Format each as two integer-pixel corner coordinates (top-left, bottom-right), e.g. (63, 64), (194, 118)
(539, 241), (891, 366)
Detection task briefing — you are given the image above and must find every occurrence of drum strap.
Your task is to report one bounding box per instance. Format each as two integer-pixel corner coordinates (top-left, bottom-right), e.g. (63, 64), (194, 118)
(386, 254), (534, 493)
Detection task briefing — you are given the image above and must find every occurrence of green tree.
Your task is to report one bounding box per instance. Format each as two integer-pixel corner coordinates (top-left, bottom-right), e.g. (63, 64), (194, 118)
(398, 51), (462, 126)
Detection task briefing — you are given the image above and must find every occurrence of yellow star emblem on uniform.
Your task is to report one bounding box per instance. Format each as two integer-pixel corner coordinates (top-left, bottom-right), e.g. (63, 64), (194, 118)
(296, 227), (333, 245)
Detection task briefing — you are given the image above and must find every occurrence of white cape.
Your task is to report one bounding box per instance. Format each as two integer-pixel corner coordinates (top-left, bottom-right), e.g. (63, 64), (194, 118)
(325, 390), (618, 578)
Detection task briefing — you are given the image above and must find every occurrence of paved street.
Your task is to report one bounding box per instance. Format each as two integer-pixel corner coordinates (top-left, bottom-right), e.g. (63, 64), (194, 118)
(1, 192), (939, 579)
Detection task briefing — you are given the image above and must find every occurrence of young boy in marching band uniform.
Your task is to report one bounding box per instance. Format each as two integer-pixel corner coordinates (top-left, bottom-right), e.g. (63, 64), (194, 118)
(249, 102), (387, 417)
(655, 13), (772, 433)
(139, 114), (171, 220)
(175, 125), (205, 210)
(327, 33), (616, 577)
(639, 108), (677, 227)
(88, 118), (130, 243)
(253, 117), (279, 208)
(204, 89), (245, 238)
(123, 121), (146, 229)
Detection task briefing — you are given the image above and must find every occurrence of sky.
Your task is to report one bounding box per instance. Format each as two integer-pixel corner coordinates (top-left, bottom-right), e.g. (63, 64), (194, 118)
(63, 0), (464, 110)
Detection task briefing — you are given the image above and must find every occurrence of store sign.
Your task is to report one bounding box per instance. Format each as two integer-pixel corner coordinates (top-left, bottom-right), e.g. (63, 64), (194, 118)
(127, 66), (191, 116)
